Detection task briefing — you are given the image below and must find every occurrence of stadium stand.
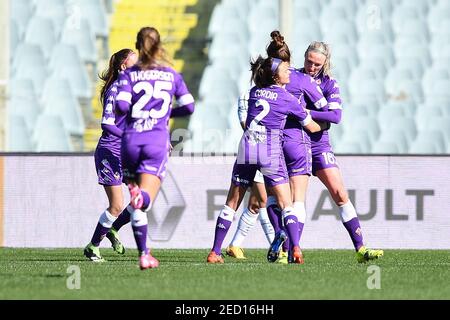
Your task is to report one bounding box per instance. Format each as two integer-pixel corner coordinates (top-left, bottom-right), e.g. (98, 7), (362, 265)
(186, 0), (450, 154)
(7, 0), (450, 154)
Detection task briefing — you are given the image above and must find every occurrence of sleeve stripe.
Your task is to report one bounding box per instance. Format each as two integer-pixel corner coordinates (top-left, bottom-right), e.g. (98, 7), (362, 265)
(101, 117), (115, 125)
(177, 94), (195, 106)
(328, 102), (342, 110)
(116, 92), (132, 104)
(314, 97), (327, 109)
(300, 114), (312, 127)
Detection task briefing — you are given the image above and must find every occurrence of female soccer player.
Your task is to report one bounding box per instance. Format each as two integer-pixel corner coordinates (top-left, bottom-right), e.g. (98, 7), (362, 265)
(84, 49), (138, 262)
(267, 37), (383, 263)
(228, 31), (329, 264)
(116, 27), (195, 270)
(207, 56), (324, 264)
(298, 41), (383, 263)
(224, 91), (274, 260)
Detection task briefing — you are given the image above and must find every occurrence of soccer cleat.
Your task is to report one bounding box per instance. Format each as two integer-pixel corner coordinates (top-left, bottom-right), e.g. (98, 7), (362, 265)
(83, 243), (105, 262)
(139, 254), (159, 270)
(292, 246), (304, 264)
(207, 251), (224, 264)
(106, 228), (125, 254)
(128, 184), (143, 209)
(277, 251), (288, 264)
(226, 246), (246, 259)
(356, 246), (384, 263)
(267, 230), (287, 263)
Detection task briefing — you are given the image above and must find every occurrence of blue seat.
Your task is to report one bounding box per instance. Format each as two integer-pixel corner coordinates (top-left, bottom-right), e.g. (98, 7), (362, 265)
(61, 18), (97, 65)
(48, 44), (92, 100)
(33, 114), (74, 152)
(7, 114), (34, 152)
(24, 17), (57, 61)
(41, 78), (85, 136)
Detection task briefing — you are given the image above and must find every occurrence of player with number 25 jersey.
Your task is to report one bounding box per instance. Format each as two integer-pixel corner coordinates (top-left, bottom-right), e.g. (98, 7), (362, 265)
(116, 62), (194, 181)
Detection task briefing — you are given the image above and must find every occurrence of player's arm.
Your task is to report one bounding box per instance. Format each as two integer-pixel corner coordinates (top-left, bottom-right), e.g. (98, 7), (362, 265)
(100, 94), (123, 138)
(170, 73), (195, 117)
(289, 98), (323, 133)
(310, 78), (343, 124)
(237, 90), (250, 130)
(115, 71), (132, 115)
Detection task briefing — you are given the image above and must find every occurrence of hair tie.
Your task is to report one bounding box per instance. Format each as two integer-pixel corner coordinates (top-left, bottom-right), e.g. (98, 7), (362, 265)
(271, 58), (282, 74)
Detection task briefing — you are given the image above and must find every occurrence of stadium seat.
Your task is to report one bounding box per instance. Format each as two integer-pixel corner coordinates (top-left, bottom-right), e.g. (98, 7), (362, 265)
(61, 18), (98, 65)
(323, 20), (358, 44)
(333, 140), (364, 154)
(9, 78), (37, 102)
(11, 0), (35, 39)
(342, 115), (380, 144)
(320, 7), (348, 30)
(355, 3), (394, 42)
(386, 80), (424, 104)
(208, 32), (248, 64)
(72, 0), (108, 38)
(349, 79), (386, 101)
(371, 141), (400, 154)
(383, 117), (418, 145)
(357, 43), (395, 69)
(428, 5), (450, 34)
(293, 0), (321, 19)
(11, 43), (46, 76)
(292, 19), (322, 47)
(400, 0), (430, 14)
(393, 57), (424, 80)
(330, 57), (351, 84)
(8, 96), (42, 132)
(409, 131), (446, 154)
(14, 59), (49, 95)
(34, 0), (68, 36)
(395, 20), (430, 44)
(24, 17), (57, 61)
(198, 65), (237, 100)
(7, 114), (34, 152)
(41, 79), (85, 137)
(33, 114), (74, 152)
(376, 130), (409, 154)
(422, 68), (450, 95)
(47, 44), (92, 100)
(391, 5), (425, 35)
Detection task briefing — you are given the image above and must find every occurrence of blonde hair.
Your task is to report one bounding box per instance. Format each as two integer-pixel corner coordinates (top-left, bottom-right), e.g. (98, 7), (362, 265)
(304, 41), (332, 77)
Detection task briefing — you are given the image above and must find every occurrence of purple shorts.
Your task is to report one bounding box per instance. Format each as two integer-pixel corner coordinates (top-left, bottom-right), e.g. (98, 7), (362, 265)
(121, 140), (170, 181)
(282, 140), (312, 177)
(94, 146), (123, 186)
(231, 154), (289, 189)
(311, 142), (339, 175)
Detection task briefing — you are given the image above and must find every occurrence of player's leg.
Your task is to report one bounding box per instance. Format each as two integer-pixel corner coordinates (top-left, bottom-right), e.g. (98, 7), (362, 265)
(130, 172), (161, 269)
(226, 186), (259, 259)
(208, 182), (248, 263)
(85, 148), (124, 261)
(253, 178), (274, 245)
(287, 174), (309, 263)
(267, 183), (303, 264)
(316, 166), (383, 262)
(84, 185), (123, 261)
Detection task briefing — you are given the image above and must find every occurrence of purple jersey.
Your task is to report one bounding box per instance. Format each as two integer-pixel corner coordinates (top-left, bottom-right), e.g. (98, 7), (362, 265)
(94, 81), (127, 186)
(305, 69), (342, 144)
(234, 85), (311, 187)
(284, 69), (327, 144)
(96, 81), (127, 154)
(116, 65), (194, 145)
(116, 65), (193, 180)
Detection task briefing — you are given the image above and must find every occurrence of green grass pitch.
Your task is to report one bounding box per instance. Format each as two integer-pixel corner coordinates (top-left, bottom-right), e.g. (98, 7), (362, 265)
(1, 248), (449, 299)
